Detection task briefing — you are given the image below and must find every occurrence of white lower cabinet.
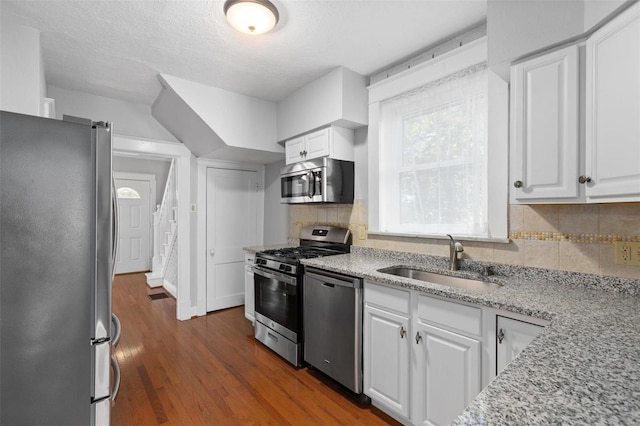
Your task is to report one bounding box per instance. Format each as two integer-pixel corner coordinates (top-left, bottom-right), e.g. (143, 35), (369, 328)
(363, 280), (550, 424)
(413, 323), (481, 426)
(244, 252), (255, 324)
(413, 295), (482, 426)
(364, 304), (411, 418)
(364, 281), (483, 425)
(496, 315), (545, 374)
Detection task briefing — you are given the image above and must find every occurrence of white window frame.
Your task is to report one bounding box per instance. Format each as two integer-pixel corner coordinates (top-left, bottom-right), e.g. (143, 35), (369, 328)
(368, 37), (509, 242)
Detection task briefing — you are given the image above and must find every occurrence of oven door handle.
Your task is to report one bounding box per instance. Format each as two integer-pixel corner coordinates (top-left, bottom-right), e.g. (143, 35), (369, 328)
(252, 265), (297, 286)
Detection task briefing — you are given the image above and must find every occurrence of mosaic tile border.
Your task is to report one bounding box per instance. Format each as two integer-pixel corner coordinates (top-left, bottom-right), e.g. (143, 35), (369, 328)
(508, 232), (640, 244)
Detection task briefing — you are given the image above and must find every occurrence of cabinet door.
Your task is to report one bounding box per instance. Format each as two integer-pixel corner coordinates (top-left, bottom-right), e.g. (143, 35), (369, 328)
(285, 136), (305, 164)
(496, 316), (543, 374)
(363, 304), (410, 419)
(304, 127), (331, 160)
(413, 322), (481, 426)
(586, 3), (640, 201)
(511, 44), (580, 201)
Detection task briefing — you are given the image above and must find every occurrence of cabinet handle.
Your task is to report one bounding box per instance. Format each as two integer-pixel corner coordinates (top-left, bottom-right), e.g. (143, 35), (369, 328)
(299, 151), (303, 157)
(415, 332), (422, 344)
(400, 326), (406, 339)
(497, 328), (505, 344)
(513, 180), (523, 188)
(578, 175), (592, 184)
(302, 150), (307, 156)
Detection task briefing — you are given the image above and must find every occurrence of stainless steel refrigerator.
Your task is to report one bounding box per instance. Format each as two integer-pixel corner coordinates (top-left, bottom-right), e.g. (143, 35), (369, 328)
(0, 110), (120, 425)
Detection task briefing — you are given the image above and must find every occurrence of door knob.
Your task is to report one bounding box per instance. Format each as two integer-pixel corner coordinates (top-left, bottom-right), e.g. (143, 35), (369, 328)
(209, 249), (215, 256)
(578, 175), (592, 184)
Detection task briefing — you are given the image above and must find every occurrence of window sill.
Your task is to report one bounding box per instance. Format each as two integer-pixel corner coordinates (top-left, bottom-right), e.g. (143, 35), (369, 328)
(367, 230), (510, 244)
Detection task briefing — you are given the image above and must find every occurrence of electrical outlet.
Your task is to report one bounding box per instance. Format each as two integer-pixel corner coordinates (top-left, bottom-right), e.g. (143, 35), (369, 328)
(358, 225), (367, 240)
(614, 241), (640, 266)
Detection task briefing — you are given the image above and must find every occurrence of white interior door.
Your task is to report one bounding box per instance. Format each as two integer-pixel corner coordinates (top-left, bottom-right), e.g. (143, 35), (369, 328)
(206, 168), (258, 312)
(115, 177), (153, 274)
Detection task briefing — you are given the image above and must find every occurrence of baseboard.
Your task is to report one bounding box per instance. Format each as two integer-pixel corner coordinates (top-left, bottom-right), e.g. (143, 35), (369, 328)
(163, 280), (177, 298)
(145, 272), (163, 288)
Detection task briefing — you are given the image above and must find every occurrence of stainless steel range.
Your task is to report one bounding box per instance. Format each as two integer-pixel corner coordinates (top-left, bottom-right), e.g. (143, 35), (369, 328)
(252, 226), (351, 366)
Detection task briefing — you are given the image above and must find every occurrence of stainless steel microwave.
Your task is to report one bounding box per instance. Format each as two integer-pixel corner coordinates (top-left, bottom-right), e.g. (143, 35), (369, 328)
(280, 158), (354, 204)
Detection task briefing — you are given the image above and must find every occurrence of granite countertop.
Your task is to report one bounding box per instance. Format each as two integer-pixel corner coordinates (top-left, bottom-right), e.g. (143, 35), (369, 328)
(301, 248), (640, 424)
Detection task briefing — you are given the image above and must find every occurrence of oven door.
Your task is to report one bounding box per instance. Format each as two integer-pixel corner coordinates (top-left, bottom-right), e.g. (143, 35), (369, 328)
(280, 169), (323, 203)
(253, 265), (300, 340)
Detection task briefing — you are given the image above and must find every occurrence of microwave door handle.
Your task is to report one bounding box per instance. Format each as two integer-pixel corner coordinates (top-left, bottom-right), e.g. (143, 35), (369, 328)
(307, 171), (315, 199)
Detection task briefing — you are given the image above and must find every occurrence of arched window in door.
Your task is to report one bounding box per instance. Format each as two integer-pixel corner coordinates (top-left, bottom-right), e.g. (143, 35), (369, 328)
(116, 187), (141, 199)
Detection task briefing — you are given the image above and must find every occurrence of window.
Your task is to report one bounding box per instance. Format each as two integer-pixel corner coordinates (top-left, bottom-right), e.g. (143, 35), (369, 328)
(117, 187), (141, 199)
(369, 38), (507, 240)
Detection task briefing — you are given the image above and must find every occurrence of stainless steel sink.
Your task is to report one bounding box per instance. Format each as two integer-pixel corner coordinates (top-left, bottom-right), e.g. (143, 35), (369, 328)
(378, 266), (502, 292)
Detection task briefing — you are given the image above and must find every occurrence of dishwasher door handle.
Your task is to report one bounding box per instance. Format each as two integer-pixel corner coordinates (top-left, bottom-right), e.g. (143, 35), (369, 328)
(322, 282), (335, 288)
(305, 269), (360, 288)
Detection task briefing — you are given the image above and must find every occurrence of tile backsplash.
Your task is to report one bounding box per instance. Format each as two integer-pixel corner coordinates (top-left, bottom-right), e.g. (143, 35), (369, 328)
(290, 201), (640, 280)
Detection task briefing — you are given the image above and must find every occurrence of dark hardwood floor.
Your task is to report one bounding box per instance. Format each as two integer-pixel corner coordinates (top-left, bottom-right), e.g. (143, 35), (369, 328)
(112, 273), (399, 425)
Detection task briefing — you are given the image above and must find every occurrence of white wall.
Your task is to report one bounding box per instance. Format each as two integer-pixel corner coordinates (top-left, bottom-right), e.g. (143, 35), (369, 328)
(487, 0), (585, 80)
(1, 21), (45, 116)
(154, 74), (281, 160)
(276, 66), (368, 142)
(487, 0), (633, 81)
(263, 160), (290, 244)
(48, 85), (178, 141)
(113, 156), (172, 203)
(353, 126), (369, 201)
(584, 0), (628, 29)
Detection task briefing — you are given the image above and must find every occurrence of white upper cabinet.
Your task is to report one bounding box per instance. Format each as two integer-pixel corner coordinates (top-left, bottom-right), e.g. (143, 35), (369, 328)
(511, 2), (640, 204)
(284, 126), (354, 165)
(510, 44), (581, 202)
(585, 2), (640, 202)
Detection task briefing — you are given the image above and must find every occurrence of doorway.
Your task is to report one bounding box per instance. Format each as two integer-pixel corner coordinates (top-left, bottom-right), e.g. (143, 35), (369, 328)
(114, 173), (156, 274)
(206, 168), (258, 312)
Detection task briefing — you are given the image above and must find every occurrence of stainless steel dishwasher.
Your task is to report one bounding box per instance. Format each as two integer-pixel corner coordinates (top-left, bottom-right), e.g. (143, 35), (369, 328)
(303, 267), (364, 394)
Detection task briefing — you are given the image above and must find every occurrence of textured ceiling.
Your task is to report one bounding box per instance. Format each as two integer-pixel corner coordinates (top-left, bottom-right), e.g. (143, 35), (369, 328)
(1, 1), (487, 104)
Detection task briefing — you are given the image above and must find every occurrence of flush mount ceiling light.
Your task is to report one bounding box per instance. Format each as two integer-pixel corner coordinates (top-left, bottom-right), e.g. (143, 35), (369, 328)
(224, 0), (279, 35)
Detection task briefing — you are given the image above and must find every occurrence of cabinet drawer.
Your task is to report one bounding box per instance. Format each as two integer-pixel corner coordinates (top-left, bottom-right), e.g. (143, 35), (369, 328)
(416, 294), (481, 337)
(364, 281), (410, 315)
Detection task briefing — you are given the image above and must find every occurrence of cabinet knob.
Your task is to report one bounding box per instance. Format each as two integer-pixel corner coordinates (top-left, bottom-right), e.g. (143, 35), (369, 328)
(578, 175), (592, 184)
(415, 332), (422, 344)
(497, 328), (505, 344)
(513, 180), (523, 188)
(399, 326), (406, 339)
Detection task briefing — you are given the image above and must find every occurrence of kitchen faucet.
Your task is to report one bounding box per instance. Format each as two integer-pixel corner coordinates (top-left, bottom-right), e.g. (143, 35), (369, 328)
(446, 234), (464, 271)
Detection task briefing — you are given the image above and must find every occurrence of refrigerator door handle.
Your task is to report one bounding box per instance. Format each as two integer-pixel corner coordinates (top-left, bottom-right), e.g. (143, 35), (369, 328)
(112, 177), (119, 279)
(110, 355), (121, 402)
(111, 313), (121, 347)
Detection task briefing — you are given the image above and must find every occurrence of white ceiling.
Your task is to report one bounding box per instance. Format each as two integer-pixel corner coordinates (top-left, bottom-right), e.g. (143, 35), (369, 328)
(1, 1), (487, 105)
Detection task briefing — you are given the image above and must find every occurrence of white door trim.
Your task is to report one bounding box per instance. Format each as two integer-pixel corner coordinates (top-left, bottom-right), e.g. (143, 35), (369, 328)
(113, 135), (193, 320)
(114, 172), (156, 274)
(196, 158), (265, 317)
